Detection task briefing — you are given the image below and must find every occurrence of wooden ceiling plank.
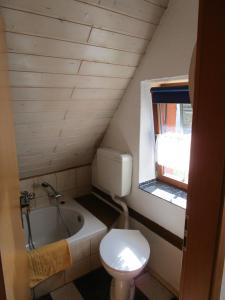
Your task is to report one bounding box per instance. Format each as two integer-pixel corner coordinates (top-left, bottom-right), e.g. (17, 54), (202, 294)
(2, 8), (91, 44)
(72, 88), (124, 100)
(78, 0), (165, 23)
(0, 0), (167, 177)
(78, 61), (135, 79)
(0, 0), (154, 39)
(8, 53), (81, 74)
(88, 28), (149, 54)
(12, 100), (72, 113)
(6, 33), (141, 67)
(13, 111), (66, 125)
(9, 71), (130, 89)
(3, 8), (150, 54)
(11, 87), (73, 101)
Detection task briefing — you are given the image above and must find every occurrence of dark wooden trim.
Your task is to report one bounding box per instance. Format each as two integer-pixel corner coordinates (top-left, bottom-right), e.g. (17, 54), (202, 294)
(0, 253), (6, 300)
(211, 180), (225, 300)
(93, 187), (183, 250)
(180, 0), (225, 299)
(160, 82), (188, 88)
(152, 103), (160, 135)
(157, 172), (188, 191)
(129, 207), (183, 250)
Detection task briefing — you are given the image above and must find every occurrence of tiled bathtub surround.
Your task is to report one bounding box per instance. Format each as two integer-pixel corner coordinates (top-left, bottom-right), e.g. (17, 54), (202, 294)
(27, 196), (107, 298)
(20, 165), (107, 298)
(20, 165), (91, 208)
(33, 230), (106, 298)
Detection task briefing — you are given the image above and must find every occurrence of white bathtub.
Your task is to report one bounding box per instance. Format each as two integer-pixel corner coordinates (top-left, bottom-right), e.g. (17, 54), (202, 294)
(23, 197), (107, 263)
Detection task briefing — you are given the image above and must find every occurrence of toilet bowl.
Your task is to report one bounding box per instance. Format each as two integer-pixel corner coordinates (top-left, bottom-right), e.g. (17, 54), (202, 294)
(100, 229), (150, 300)
(95, 149), (150, 299)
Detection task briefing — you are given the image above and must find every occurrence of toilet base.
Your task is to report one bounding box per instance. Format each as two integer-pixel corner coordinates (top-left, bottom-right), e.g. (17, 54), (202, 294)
(110, 278), (135, 300)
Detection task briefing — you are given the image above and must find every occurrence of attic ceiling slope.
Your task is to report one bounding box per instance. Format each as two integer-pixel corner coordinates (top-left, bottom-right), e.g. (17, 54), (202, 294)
(0, 0), (169, 178)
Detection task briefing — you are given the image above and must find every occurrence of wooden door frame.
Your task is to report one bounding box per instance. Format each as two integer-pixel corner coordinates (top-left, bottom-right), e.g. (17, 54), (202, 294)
(211, 191), (225, 299)
(0, 254), (6, 300)
(180, 0), (225, 299)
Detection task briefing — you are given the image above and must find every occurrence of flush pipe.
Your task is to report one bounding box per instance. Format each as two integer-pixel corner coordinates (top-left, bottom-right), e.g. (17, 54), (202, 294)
(110, 192), (129, 229)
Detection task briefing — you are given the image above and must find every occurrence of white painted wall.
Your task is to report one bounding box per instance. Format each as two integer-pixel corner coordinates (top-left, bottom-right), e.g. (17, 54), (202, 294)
(100, 0), (199, 292)
(102, 0), (199, 238)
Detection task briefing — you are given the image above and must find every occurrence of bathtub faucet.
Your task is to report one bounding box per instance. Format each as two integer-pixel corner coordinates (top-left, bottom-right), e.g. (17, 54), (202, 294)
(41, 181), (63, 199)
(20, 191), (35, 208)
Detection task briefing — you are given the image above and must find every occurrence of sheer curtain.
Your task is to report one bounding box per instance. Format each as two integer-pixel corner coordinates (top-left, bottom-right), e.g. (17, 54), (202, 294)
(156, 132), (191, 175)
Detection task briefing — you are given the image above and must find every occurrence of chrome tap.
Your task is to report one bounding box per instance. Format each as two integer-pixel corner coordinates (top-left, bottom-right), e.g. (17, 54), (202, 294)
(20, 191), (35, 229)
(20, 191), (35, 208)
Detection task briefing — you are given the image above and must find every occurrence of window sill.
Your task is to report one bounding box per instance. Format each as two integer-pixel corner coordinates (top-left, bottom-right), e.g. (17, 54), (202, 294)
(139, 180), (187, 209)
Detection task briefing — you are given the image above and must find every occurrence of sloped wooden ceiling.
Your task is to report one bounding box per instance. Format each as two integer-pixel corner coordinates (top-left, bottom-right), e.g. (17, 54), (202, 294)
(0, 0), (168, 178)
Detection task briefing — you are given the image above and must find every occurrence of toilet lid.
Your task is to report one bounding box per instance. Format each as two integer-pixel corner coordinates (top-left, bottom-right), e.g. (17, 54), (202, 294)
(100, 229), (150, 272)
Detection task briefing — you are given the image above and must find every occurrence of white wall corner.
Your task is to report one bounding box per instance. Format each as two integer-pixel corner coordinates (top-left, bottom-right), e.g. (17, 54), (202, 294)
(139, 80), (156, 183)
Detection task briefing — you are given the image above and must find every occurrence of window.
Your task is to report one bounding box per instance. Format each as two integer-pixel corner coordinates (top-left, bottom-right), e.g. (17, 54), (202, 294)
(151, 84), (192, 190)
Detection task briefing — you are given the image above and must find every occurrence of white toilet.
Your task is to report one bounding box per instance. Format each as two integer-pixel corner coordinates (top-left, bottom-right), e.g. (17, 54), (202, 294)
(95, 148), (150, 300)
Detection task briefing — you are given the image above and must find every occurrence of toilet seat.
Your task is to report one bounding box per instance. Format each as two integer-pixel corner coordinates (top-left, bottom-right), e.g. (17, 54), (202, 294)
(100, 229), (150, 273)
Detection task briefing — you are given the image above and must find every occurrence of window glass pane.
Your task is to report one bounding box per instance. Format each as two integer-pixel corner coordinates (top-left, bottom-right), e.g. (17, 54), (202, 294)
(158, 103), (192, 134)
(156, 103), (192, 184)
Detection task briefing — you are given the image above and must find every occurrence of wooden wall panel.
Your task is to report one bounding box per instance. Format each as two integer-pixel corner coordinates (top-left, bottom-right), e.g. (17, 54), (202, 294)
(9, 72), (130, 89)
(69, 99), (120, 111)
(3, 7), (150, 54)
(6, 33), (141, 66)
(15, 123), (62, 139)
(88, 28), (148, 54)
(0, 0), (168, 178)
(2, 8), (91, 43)
(79, 61), (135, 78)
(12, 100), (71, 113)
(16, 139), (57, 156)
(145, 0), (169, 8)
(11, 87), (73, 101)
(62, 119), (110, 135)
(8, 53), (81, 74)
(55, 135), (101, 153)
(71, 88), (124, 100)
(79, 0), (166, 23)
(14, 111), (65, 125)
(0, 0), (155, 38)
